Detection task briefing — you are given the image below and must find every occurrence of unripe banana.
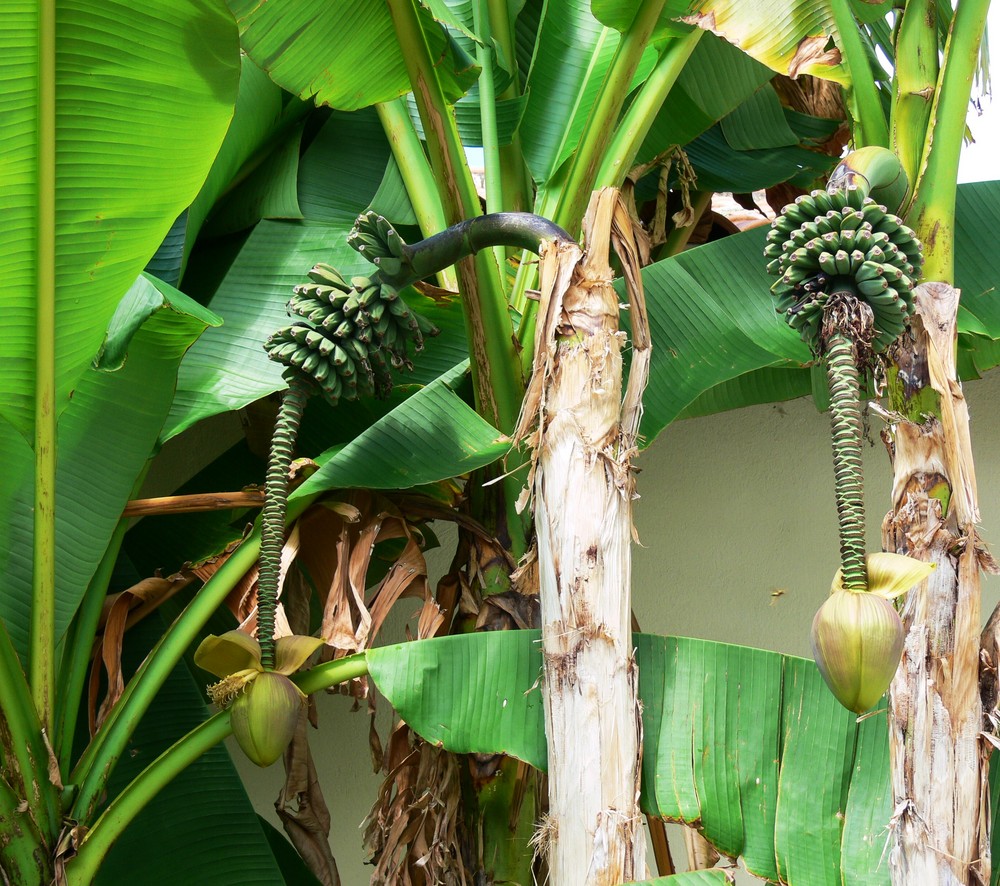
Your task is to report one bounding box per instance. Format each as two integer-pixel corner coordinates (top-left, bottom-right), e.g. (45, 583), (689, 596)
(787, 248), (810, 267)
(359, 285), (381, 308)
(855, 261), (883, 282)
(336, 355), (357, 379)
(320, 310), (346, 331)
(385, 229), (406, 258)
(375, 256), (402, 278)
(812, 191), (834, 214)
(345, 338), (369, 362)
(322, 374), (343, 401)
(818, 252), (838, 276)
(308, 263), (351, 291)
(311, 360), (330, 383)
(388, 298), (413, 320)
(858, 277), (889, 297)
(376, 215), (394, 241)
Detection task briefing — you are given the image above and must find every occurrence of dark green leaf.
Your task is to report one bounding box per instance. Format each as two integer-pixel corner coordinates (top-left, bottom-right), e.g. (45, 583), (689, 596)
(201, 122), (305, 237)
(783, 108), (842, 145)
(297, 109), (395, 224)
(519, 0), (657, 184)
(850, 0), (894, 24)
(636, 226), (809, 443)
(683, 123), (836, 193)
(955, 181), (1000, 336)
(367, 156), (419, 227)
(590, 0), (693, 37)
(638, 33), (775, 161)
(145, 212), (189, 290)
(635, 182), (1000, 439)
(291, 363), (510, 498)
(720, 86), (799, 150)
(184, 55), (292, 265)
(676, 368), (812, 420)
(406, 91), (528, 147)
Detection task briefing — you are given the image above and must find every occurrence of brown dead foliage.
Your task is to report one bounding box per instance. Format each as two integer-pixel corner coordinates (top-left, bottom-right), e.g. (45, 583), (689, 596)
(277, 708), (342, 886)
(363, 727), (469, 886)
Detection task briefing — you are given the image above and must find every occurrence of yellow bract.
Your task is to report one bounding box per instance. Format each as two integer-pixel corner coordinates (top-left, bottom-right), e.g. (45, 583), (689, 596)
(194, 630), (325, 766)
(830, 552), (935, 599)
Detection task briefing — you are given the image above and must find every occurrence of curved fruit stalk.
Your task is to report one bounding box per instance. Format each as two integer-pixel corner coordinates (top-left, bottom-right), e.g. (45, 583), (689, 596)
(825, 332), (867, 590)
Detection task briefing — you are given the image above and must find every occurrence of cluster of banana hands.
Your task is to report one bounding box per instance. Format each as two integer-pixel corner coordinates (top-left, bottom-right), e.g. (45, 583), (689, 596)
(265, 212), (436, 403)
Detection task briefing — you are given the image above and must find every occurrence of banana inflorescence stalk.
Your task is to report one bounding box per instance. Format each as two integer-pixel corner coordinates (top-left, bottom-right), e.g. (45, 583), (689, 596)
(251, 210), (572, 680)
(199, 209), (574, 763)
(255, 222), (440, 670)
(764, 170), (925, 711)
(765, 184), (923, 579)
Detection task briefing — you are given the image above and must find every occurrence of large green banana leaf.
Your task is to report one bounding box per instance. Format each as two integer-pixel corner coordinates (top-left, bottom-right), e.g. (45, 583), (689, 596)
(366, 630), (895, 885)
(0, 277), (219, 659)
(227, 0), (479, 110)
(518, 0), (659, 187)
(637, 32), (777, 159)
(0, 0), (239, 438)
(290, 362), (511, 500)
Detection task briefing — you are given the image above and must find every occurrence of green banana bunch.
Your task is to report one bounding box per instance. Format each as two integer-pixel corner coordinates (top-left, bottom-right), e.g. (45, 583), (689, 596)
(348, 211), (408, 279)
(264, 263), (437, 403)
(764, 187), (923, 352)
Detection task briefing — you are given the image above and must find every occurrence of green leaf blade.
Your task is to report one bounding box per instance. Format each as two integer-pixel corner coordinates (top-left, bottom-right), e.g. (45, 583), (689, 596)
(0, 0), (239, 436)
(367, 631), (547, 769)
(0, 276), (218, 657)
(367, 631), (895, 885)
(292, 365), (510, 497)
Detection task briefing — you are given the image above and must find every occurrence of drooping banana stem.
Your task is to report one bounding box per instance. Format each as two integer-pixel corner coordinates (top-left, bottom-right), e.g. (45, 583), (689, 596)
(825, 331), (868, 591)
(258, 372), (312, 669)
(373, 212), (572, 290)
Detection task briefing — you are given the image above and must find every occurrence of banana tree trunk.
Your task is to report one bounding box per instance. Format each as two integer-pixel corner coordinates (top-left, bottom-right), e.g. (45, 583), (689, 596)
(515, 188), (649, 884)
(882, 283), (995, 885)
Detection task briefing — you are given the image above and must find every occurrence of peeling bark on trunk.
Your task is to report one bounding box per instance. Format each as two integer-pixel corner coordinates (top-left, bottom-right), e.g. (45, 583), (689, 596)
(882, 283), (995, 885)
(514, 189), (649, 885)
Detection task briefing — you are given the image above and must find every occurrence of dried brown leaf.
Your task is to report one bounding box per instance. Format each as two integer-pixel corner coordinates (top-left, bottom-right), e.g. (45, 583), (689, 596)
(277, 712), (341, 886)
(364, 729), (468, 885)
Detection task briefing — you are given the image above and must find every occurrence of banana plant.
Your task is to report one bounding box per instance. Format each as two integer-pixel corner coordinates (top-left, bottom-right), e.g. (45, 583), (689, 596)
(3, 0), (999, 884)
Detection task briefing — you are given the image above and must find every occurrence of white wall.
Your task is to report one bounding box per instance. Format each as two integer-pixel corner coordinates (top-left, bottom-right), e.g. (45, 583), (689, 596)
(234, 369), (1000, 884)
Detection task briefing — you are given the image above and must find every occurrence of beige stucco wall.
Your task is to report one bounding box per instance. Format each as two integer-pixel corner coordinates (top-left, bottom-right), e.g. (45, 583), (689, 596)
(231, 368), (1000, 885)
